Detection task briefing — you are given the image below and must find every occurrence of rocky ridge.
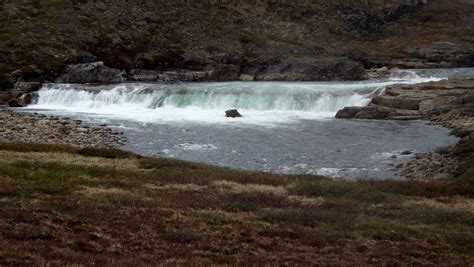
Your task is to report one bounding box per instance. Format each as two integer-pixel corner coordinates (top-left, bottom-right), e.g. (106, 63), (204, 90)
(0, 110), (126, 148)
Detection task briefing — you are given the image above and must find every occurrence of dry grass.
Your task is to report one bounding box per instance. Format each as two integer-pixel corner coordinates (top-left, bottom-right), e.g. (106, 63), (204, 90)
(0, 142), (473, 265)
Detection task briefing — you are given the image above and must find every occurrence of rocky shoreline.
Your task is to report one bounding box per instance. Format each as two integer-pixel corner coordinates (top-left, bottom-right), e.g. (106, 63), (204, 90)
(0, 109), (126, 148)
(336, 78), (474, 180)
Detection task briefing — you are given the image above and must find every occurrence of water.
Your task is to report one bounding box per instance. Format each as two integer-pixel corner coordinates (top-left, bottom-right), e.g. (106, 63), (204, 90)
(22, 70), (465, 179)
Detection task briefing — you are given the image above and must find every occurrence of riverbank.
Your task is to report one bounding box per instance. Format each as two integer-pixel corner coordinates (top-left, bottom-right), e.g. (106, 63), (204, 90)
(0, 110), (126, 147)
(0, 141), (473, 265)
(336, 78), (474, 180)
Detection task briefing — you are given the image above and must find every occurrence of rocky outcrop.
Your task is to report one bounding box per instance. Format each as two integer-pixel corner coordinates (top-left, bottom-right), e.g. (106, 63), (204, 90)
(241, 59), (366, 81)
(402, 42), (474, 68)
(13, 82), (42, 92)
(0, 110), (126, 147)
(225, 109), (242, 118)
(336, 78), (474, 120)
(55, 62), (125, 84)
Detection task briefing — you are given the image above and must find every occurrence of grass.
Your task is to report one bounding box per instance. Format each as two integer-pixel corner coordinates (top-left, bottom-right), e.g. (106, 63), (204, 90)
(0, 142), (473, 265)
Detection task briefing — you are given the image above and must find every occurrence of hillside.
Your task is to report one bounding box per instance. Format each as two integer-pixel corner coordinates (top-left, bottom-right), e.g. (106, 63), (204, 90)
(0, 0), (473, 88)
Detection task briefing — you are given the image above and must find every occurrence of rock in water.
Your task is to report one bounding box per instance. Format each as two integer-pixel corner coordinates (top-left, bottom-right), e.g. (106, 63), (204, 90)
(335, 106), (364, 118)
(225, 109), (242, 118)
(8, 93), (37, 107)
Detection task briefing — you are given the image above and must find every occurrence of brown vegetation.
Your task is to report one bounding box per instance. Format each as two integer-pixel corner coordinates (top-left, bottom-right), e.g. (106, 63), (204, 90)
(0, 0), (473, 88)
(0, 141), (473, 265)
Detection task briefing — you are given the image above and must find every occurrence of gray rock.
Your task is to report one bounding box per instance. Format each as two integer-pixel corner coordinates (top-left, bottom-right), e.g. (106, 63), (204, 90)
(55, 61), (125, 84)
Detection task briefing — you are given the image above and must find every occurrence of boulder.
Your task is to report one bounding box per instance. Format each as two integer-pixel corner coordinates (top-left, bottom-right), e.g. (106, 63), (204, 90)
(335, 106), (364, 118)
(354, 106), (393, 119)
(55, 61), (124, 84)
(225, 109), (242, 118)
(8, 93), (37, 107)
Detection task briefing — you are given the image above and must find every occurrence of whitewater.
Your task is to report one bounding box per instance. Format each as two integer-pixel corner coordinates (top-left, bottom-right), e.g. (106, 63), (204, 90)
(22, 69), (465, 179)
(29, 71), (442, 126)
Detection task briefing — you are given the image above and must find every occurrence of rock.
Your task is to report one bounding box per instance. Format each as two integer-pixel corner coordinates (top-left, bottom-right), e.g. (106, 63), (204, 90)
(225, 109), (242, 118)
(366, 67), (391, 79)
(128, 69), (160, 81)
(13, 82), (42, 92)
(0, 110), (126, 148)
(239, 74), (254, 81)
(337, 78), (474, 121)
(75, 51), (98, 64)
(55, 61), (125, 84)
(400, 150), (413, 155)
(8, 93), (37, 107)
(371, 95), (421, 110)
(402, 42), (474, 67)
(254, 59), (365, 81)
(335, 107), (364, 118)
(0, 91), (12, 102)
(354, 106), (393, 119)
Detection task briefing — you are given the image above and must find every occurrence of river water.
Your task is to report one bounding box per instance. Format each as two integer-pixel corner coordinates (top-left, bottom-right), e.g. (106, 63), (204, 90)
(22, 69), (469, 179)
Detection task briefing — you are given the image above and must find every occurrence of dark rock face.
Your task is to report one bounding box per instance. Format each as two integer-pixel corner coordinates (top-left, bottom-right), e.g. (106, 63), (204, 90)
(337, 3), (418, 40)
(55, 62), (125, 84)
(252, 59), (366, 81)
(13, 82), (42, 92)
(402, 42), (474, 68)
(75, 51), (99, 64)
(225, 109), (242, 118)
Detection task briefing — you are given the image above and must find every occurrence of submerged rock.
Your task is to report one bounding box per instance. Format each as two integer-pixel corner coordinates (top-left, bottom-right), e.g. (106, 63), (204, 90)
(225, 109), (242, 118)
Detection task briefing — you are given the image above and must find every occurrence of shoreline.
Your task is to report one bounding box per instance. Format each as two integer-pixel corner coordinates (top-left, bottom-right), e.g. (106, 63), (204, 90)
(0, 109), (126, 148)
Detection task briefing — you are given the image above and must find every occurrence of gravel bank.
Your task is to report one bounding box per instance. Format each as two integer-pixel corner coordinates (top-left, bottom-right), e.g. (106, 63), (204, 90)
(0, 109), (126, 147)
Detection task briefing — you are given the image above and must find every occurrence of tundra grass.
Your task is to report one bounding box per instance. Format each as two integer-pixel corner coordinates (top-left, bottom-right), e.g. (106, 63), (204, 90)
(0, 142), (472, 265)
